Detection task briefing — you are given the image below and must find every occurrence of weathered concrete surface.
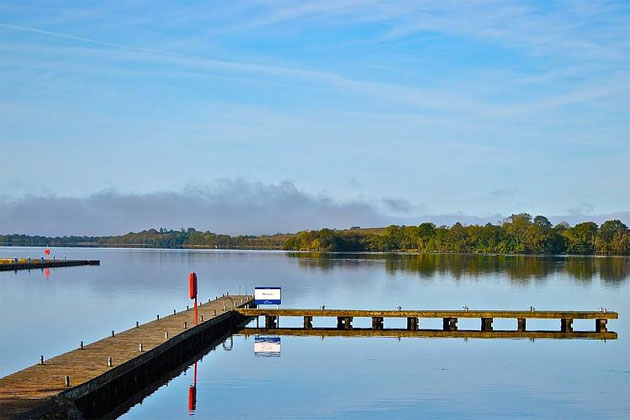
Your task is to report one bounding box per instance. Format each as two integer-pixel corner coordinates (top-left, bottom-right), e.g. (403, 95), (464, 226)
(0, 295), (252, 419)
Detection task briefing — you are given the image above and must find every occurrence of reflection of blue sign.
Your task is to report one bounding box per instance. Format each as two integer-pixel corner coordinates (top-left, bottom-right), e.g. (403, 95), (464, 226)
(254, 287), (281, 305)
(254, 336), (281, 357)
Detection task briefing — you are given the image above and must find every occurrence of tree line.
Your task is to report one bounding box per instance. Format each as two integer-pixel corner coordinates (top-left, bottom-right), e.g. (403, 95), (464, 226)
(1, 214), (629, 255)
(0, 228), (287, 250)
(284, 214), (630, 255)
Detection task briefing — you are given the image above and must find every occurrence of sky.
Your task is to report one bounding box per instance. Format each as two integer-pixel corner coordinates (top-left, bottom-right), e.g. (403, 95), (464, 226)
(0, 1), (629, 235)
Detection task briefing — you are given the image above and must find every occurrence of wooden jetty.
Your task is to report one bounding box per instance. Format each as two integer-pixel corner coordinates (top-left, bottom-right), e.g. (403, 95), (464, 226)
(236, 308), (618, 333)
(0, 295), (253, 419)
(0, 259), (100, 272)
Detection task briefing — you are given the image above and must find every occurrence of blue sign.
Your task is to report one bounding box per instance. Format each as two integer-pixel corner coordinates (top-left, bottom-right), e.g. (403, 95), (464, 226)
(254, 287), (281, 305)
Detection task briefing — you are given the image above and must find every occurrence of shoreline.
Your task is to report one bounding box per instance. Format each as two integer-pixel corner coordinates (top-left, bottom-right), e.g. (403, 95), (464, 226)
(1, 244), (629, 258)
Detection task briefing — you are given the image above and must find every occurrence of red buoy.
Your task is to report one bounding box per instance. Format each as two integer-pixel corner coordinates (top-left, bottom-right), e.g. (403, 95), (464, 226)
(44, 248), (51, 255)
(189, 272), (198, 300)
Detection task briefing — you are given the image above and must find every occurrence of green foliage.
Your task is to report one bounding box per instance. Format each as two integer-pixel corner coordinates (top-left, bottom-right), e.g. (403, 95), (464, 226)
(1, 215), (629, 255)
(283, 215), (630, 255)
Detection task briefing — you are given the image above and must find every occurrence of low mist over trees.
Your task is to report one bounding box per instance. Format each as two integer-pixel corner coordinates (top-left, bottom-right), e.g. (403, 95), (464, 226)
(1, 214), (629, 255)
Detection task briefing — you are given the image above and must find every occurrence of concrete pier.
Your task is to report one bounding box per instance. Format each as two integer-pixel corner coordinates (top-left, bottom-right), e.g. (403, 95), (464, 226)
(0, 259), (100, 271)
(0, 295), (253, 419)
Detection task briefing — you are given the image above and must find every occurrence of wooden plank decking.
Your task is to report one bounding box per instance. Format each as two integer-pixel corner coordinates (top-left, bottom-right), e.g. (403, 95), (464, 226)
(0, 295), (252, 419)
(236, 308), (618, 319)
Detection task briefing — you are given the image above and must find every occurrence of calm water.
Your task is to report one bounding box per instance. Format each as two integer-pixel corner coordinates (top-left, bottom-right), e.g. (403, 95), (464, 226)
(1, 247), (628, 419)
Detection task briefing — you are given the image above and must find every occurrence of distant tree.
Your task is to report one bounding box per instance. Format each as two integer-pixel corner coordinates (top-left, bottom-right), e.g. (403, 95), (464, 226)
(595, 220), (629, 255)
(564, 222), (598, 254)
(534, 215), (552, 228)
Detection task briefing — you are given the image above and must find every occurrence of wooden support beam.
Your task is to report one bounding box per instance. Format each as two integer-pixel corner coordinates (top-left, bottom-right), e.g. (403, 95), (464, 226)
(481, 318), (493, 332)
(265, 315), (277, 329)
(303, 316), (313, 329)
(372, 317), (384, 330)
(561, 318), (573, 333)
(406, 317), (418, 331)
(517, 318), (526, 332)
(442, 317), (458, 331)
(596, 319), (608, 332)
(344, 317), (353, 330)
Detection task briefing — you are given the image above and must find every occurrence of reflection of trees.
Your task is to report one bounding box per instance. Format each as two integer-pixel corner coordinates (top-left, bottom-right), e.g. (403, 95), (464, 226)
(286, 253), (629, 285)
(287, 252), (384, 272)
(597, 257), (629, 284)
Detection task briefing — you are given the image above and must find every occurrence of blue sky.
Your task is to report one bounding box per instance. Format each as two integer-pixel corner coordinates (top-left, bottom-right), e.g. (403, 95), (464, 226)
(0, 1), (629, 234)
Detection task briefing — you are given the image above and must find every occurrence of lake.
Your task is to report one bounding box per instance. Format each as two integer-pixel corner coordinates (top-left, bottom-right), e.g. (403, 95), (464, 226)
(0, 247), (628, 419)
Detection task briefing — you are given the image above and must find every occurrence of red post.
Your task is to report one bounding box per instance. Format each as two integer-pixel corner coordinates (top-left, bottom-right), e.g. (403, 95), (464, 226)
(189, 272), (198, 325)
(189, 272), (197, 300)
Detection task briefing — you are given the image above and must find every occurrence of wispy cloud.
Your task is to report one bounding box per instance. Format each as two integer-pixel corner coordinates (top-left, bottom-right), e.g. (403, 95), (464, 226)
(2, 10), (627, 118)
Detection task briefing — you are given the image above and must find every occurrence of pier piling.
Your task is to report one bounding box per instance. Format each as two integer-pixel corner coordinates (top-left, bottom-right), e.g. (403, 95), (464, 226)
(561, 318), (573, 333)
(481, 318), (493, 332)
(372, 317), (384, 330)
(304, 316), (313, 329)
(443, 318), (458, 331)
(407, 317), (419, 331)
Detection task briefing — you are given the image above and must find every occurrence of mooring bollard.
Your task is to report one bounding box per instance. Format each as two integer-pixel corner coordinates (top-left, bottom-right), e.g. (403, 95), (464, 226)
(139, 344), (143, 352)
(107, 357), (113, 367)
(136, 321), (139, 328)
(80, 341), (84, 350)
(164, 331), (169, 339)
(200, 315), (204, 322)
(213, 309), (216, 315)
(111, 330), (115, 337)
(157, 314), (160, 321)
(40, 355), (44, 365)
(184, 321), (188, 329)
(65, 376), (70, 387)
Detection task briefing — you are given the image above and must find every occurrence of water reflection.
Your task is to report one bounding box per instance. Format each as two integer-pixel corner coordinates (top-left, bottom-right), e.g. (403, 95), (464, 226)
(239, 327), (617, 340)
(287, 253), (630, 283)
(188, 363), (197, 415)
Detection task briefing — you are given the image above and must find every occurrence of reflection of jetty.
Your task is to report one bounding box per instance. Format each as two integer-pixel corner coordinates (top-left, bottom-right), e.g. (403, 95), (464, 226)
(0, 259), (100, 271)
(236, 308), (618, 333)
(0, 295), (252, 419)
(239, 328), (617, 340)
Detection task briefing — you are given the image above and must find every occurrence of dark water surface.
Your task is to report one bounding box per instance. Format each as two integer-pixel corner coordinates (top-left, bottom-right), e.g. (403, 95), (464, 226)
(1, 248), (628, 419)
